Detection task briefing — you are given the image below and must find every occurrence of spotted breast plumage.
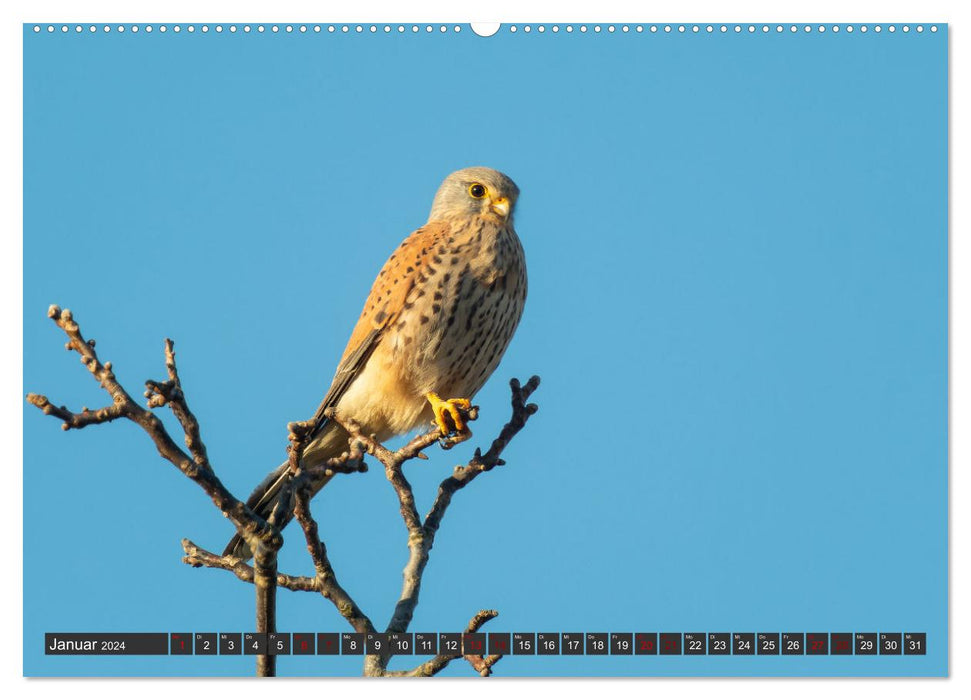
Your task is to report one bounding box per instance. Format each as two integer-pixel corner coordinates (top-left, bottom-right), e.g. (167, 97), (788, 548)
(225, 166), (527, 559)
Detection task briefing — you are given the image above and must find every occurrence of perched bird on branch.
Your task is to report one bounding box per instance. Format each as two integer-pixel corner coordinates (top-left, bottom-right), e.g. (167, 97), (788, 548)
(225, 166), (527, 559)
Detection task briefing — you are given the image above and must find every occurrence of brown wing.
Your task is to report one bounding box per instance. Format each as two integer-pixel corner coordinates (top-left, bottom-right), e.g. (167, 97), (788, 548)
(309, 221), (451, 434)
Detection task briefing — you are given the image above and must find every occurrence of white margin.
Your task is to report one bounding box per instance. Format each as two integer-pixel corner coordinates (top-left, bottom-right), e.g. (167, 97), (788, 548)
(1, 1), (964, 699)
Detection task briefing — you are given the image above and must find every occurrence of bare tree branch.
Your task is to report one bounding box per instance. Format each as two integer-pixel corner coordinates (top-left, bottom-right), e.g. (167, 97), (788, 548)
(400, 378), (538, 634)
(182, 540), (318, 592)
(291, 480), (377, 635)
(425, 376), (541, 537)
(182, 420), (376, 633)
(328, 376), (540, 676)
(383, 610), (504, 677)
(26, 306), (280, 556)
(26, 306), (294, 676)
(144, 339), (210, 470)
(27, 305), (540, 678)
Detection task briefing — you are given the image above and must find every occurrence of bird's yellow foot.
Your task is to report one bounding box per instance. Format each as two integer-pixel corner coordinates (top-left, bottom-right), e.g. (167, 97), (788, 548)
(425, 392), (475, 447)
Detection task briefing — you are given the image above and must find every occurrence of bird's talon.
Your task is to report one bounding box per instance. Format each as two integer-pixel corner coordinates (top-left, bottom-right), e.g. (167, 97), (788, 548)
(438, 433), (469, 450)
(426, 392), (475, 442)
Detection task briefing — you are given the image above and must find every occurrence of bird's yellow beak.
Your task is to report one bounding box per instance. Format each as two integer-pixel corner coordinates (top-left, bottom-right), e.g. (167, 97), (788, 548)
(491, 197), (510, 219)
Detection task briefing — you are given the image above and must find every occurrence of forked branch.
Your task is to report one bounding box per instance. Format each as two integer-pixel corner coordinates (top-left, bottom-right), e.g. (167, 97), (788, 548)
(27, 305), (540, 678)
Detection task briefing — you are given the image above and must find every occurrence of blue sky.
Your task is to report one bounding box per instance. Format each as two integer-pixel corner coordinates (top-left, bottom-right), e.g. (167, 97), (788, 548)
(23, 23), (947, 677)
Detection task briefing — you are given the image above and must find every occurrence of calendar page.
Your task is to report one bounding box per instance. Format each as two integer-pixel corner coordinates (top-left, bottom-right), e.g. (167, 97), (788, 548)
(22, 19), (947, 678)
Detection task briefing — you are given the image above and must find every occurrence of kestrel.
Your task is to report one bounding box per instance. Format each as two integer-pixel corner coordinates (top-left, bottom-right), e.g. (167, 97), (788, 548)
(225, 166), (527, 559)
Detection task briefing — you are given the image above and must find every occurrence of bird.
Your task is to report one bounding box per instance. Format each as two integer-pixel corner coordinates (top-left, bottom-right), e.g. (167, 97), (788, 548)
(224, 166), (527, 559)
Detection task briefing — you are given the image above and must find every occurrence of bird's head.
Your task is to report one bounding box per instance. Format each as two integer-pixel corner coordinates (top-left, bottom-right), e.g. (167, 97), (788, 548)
(428, 166), (520, 225)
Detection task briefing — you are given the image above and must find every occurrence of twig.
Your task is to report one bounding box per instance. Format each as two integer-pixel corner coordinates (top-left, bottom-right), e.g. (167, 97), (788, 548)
(144, 339), (210, 470)
(26, 306), (289, 676)
(292, 480), (377, 634)
(384, 609), (504, 677)
(182, 540), (318, 592)
(401, 378), (538, 633)
(425, 377), (541, 538)
(182, 421), (375, 634)
(328, 376), (540, 676)
(28, 305), (540, 678)
(26, 306), (280, 555)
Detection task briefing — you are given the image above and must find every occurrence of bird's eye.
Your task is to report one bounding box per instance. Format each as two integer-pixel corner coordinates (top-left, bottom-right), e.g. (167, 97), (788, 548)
(469, 183), (487, 198)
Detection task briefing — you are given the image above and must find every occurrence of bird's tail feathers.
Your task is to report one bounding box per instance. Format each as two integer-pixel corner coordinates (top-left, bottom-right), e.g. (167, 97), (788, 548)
(223, 461), (289, 559)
